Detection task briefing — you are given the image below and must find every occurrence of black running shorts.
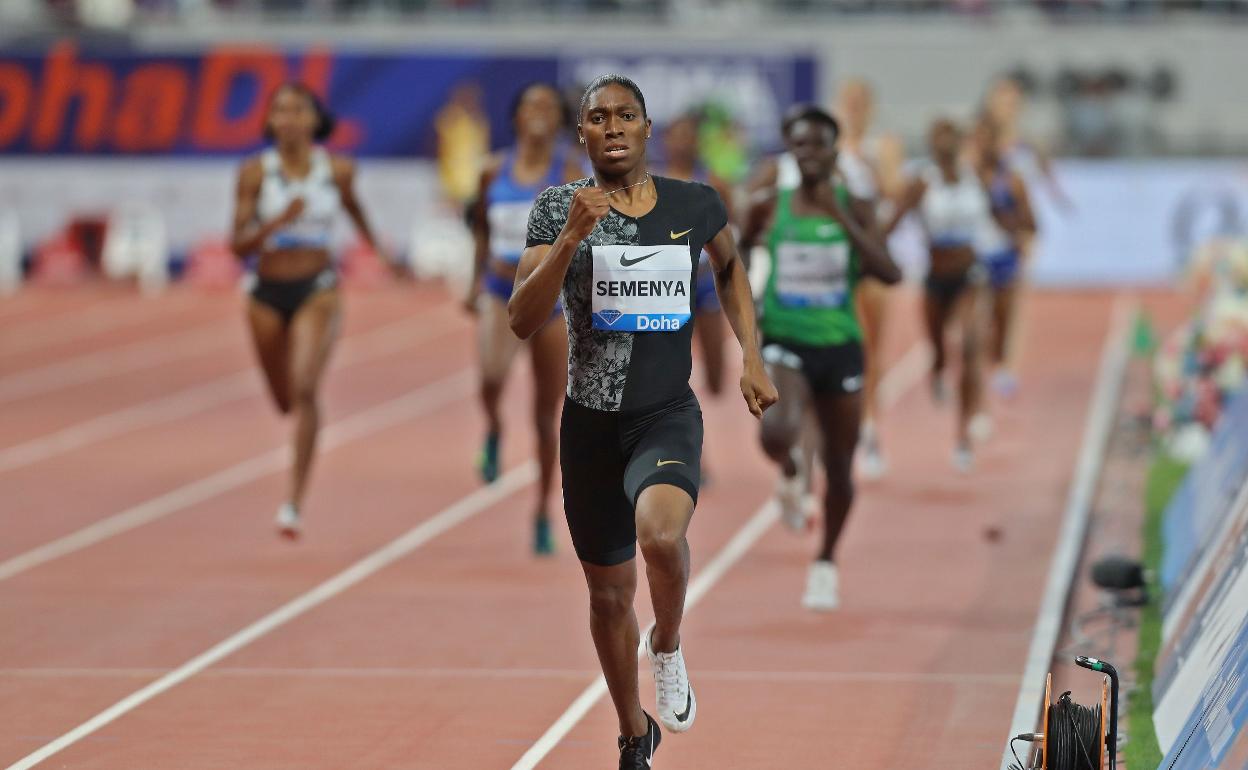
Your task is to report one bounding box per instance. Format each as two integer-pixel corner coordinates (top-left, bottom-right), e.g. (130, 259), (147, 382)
(762, 338), (865, 397)
(249, 269), (337, 324)
(560, 388), (702, 567)
(923, 262), (986, 306)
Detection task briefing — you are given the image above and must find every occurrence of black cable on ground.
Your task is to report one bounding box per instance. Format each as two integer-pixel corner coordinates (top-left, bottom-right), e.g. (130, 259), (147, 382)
(1046, 691), (1102, 770)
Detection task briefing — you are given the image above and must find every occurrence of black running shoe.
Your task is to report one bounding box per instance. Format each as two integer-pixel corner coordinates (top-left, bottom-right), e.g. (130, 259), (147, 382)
(618, 711), (661, 769)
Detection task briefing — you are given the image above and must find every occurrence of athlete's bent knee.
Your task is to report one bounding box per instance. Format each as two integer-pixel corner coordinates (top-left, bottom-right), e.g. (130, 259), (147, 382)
(588, 581), (633, 620)
(637, 525), (682, 563)
(759, 421), (796, 462)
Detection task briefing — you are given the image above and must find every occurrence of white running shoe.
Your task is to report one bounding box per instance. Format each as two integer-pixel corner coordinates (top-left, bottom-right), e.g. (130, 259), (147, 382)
(776, 473), (808, 532)
(859, 442), (887, 481)
(802, 560), (840, 611)
(953, 444), (974, 474)
(969, 412), (995, 443)
(859, 424), (887, 480)
(275, 503), (301, 538)
(645, 629), (697, 733)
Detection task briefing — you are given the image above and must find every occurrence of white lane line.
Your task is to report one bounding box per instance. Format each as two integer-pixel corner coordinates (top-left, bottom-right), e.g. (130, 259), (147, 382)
(0, 305), (458, 474)
(511, 340), (930, 769)
(0, 667), (1019, 685)
(0, 367), (474, 583)
(0, 374), (254, 473)
(998, 294), (1135, 770)
(0, 324), (230, 405)
(876, 342), (929, 407)
(0, 294), (195, 357)
(4, 463), (537, 770)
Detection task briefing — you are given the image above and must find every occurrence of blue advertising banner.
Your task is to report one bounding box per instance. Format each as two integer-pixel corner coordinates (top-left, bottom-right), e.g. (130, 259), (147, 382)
(1162, 649), (1248, 770)
(1151, 387), (1248, 756)
(1160, 386), (1248, 602)
(1153, 520), (1248, 758)
(0, 42), (816, 157)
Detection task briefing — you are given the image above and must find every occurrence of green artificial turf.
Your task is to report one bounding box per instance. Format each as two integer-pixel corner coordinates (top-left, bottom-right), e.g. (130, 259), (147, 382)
(1125, 453), (1189, 769)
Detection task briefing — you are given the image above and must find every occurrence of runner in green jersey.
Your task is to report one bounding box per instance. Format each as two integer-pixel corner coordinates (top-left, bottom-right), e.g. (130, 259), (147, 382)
(740, 105), (901, 611)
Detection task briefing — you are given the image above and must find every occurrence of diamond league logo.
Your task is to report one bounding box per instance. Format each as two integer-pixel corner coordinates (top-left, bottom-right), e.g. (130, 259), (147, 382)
(596, 309), (623, 326)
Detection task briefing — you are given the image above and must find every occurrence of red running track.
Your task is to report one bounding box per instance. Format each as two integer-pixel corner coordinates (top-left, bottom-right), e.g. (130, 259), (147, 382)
(0, 283), (1118, 769)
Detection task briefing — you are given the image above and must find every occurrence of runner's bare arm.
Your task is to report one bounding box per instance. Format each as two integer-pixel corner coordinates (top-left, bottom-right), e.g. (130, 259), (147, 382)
(737, 189), (778, 269)
(509, 186), (608, 339)
(332, 157), (378, 254)
(706, 224), (778, 418)
(1009, 171), (1037, 237)
(1034, 142), (1075, 212)
(882, 176), (926, 236)
(744, 155), (780, 198)
(467, 160), (502, 312)
(837, 192), (901, 284)
(230, 158), (301, 258)
(708, 172), (737, 228)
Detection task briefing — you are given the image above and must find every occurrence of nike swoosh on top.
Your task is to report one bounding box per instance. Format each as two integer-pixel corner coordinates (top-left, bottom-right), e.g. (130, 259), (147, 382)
(674, 692), (692, 722)
(657, 460), (686, 467)
(620, 250), (662, 267)
(670, 228), (693, 239)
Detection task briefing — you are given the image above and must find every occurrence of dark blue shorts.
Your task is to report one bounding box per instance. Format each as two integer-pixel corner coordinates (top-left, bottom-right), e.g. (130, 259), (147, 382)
(483, 269), (516, 301)
(981, 249), (1021, 290)
(693, 260), (719, 313)
(483, 268), (562, 316)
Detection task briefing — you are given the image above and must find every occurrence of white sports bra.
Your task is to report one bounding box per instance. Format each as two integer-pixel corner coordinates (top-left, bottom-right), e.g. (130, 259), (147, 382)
(917, 161), (990, 248)
(256, 147), (342, 251)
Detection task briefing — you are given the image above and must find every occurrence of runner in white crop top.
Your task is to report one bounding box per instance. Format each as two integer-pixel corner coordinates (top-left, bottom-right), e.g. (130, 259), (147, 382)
(256, 145), (341, 252)
(229, 82), (387, 539)
(884, 118), (991, 473)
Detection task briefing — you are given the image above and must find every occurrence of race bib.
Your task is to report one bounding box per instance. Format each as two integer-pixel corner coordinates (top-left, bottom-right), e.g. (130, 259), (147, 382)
(592, 245), (692, 332)
(488, 201), (533, 264)
(775, 241), (850, 307)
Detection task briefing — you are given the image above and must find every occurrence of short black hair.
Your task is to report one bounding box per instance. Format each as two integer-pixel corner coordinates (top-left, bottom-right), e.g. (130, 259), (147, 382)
(510, 81), (574, 132)
(264, 82), (336, 143)
(579, 74), (648, 122)
(781, 104), (840, 143)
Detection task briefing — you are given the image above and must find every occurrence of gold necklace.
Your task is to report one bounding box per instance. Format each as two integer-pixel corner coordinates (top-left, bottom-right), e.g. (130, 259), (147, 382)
(602, 174), (651, 196)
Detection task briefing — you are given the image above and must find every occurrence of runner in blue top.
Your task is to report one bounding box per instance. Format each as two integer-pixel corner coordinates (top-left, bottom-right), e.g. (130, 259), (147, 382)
(971, 114), (1036, 400)
(656, 112), (733, 483)
(467, 82), (583, 555)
